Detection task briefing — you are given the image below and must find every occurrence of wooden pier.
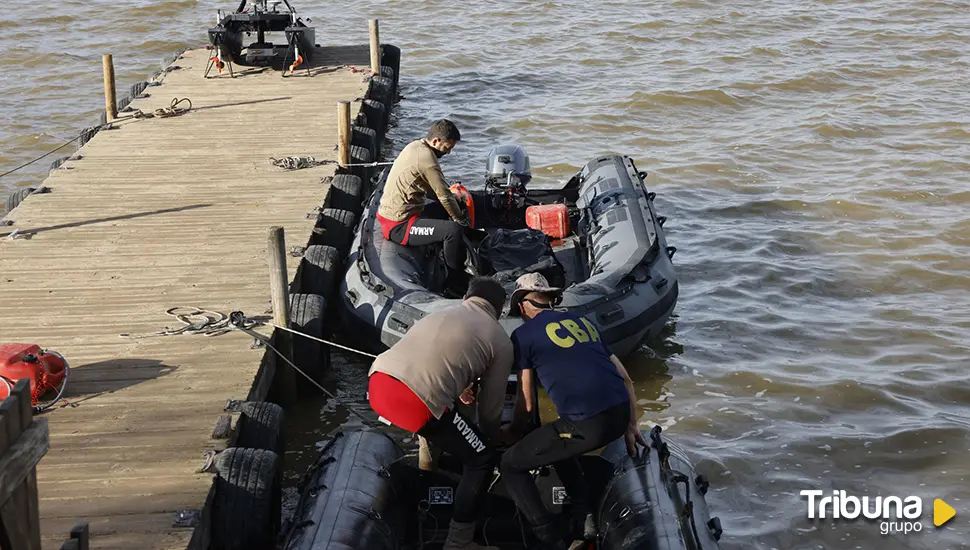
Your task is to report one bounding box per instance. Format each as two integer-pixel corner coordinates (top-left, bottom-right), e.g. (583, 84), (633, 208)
(0, 36), (390, 549)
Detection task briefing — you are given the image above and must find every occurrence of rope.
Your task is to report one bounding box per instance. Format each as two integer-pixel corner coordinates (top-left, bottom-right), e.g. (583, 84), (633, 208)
(0, 98), (193, 179)
(269, 156), (395, 170)
(119, 307), (381, 425)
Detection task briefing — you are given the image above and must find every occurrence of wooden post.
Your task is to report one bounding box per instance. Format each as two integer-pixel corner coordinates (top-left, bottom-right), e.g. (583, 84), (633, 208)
(267, 227), (297, 405)
(102, 54), (117, 123)
(0, 379), (49, 550)
(368, 19), (381, 75)
(337, 101), (351, 167)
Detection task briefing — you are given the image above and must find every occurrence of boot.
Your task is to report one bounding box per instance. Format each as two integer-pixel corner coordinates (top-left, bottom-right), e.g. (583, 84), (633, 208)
(442, 520), (499, 550)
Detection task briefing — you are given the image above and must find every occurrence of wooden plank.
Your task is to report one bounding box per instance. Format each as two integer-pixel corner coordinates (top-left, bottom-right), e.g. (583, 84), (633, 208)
(0, 43), (375, 549)
(0, 419), (50, 506)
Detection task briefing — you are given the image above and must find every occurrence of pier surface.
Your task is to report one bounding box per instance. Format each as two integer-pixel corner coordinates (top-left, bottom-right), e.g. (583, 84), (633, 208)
(0, 45), (370, 549)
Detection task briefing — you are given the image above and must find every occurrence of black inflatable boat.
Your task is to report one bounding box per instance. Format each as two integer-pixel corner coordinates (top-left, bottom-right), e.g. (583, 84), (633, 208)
(339, 150), (679, 358)
(280, 427), (723, 550)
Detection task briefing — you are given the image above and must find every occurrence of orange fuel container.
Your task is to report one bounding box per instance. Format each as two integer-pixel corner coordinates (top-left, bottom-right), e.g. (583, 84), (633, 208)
(525, 204), (570, 239)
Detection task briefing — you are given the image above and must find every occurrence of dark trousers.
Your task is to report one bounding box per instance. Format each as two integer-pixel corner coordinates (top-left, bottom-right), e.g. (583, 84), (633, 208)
(499, 403), (630, 528)
(417, 408), (497, 523)
(388, 201), (466, 272)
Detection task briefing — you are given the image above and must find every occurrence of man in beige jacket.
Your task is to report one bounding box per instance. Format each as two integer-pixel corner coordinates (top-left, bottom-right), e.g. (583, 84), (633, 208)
(376, 119), (472, 296)
(368, 276), (513, 550)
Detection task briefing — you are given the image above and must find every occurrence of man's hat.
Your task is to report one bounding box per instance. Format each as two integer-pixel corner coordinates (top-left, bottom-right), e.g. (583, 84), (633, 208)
(509, 272), (562, 317)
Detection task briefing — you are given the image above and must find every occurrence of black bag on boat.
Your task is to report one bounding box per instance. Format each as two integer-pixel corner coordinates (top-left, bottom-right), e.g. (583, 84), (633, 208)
(475, 228), (565, 287)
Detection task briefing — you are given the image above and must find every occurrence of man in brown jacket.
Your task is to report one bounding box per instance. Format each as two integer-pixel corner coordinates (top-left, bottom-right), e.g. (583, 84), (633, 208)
(376, 119), (472, 296)
(368, 276), (513, 550)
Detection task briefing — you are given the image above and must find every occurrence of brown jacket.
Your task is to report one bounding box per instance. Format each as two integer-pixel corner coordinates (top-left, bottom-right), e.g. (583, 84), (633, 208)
(368, 297), (514, 442)
(377, 139), (464, 222)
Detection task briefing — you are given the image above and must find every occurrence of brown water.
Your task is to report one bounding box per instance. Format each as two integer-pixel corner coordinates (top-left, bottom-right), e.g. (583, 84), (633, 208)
(3, 1), (969, 548)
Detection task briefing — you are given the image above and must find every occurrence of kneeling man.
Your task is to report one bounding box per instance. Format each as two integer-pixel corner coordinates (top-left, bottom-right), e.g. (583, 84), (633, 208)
(501, 273), (648, 550)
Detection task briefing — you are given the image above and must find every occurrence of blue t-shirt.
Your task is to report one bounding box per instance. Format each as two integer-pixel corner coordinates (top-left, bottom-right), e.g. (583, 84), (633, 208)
(511, 310), (629, 420)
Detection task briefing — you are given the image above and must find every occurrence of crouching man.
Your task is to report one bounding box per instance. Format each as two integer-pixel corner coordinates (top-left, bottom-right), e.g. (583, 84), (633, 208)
(367, 276), (513, 550)
(500, 273), (649, 550)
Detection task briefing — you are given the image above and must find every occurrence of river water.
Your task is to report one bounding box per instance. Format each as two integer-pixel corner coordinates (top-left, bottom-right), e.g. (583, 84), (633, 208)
(3, 1), (968, 548)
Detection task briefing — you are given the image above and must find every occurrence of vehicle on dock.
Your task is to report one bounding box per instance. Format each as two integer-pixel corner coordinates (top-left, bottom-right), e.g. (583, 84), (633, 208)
(339, 148), (679, 358)
(280, 427), (722, 550)
(207, 0), (315, 74)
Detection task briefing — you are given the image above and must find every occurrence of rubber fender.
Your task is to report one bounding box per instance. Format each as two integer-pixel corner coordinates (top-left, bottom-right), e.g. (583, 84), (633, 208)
(361, 99), (387, 138)
(380, 44), (401, 90)
(351, 126), (378, 163)
(289, 293), (328, 389)
(5, 187), (36, 214)
(329, 174), (364, 216)
(211, 448), (280, 550)
(130, 80), (149, 98)
(234, 401), (285, 458)
(282, 430), (405, 550)
(349, 145), (374, 182)
(315, 208), (357, 254)
(299, 244), (341, 298)
(367, 76), (395, 109)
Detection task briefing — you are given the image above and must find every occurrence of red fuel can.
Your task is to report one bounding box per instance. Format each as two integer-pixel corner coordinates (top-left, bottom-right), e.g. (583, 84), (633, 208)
(0, 344), (68, 405)
(526, 203), (571, 239)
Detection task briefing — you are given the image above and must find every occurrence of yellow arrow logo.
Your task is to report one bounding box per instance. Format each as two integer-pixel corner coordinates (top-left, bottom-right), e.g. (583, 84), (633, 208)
(934, 499), (955, 527)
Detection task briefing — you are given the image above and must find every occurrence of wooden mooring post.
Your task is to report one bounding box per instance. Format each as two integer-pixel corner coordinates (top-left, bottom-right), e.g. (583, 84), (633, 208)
(102, 54), (117, 123)
(268, 226), (298, 405)
(0, 379), (50, 550)
(368, 19), (381, 75)
(337, 101), (351, 167)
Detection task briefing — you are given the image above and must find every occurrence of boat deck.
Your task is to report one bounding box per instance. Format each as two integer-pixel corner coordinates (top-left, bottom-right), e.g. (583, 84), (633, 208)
(0, 45), (370, 549)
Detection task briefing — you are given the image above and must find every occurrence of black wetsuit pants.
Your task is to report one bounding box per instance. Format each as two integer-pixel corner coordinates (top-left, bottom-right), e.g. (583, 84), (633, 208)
(500, 403), (630, 529)
(387, 201), (467, 273)
(417, 408), (498, 523)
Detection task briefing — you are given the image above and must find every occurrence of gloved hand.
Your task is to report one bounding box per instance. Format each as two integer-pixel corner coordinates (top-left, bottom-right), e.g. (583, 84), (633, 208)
(454, 213), (471, 227)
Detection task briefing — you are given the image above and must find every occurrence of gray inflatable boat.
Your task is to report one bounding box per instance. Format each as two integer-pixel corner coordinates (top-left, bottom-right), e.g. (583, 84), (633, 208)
(280, 426), (723, 550)
(339, 150), (678, 357)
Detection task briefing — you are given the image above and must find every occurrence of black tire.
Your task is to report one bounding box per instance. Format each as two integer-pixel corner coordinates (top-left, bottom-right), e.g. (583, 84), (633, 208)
(330, 174), (364, 215)
(299, 244), (340, 297)
(316, 208), (357, 251)
(5, 187), (35, 213)
(349, 145), (373, 182)
(234, 402), (285, 458)
(289, 293), (327, 380)
(381, 44), (401, 90)
(79, 126), (99, 147)
(351, 125), (378, 162)
(49, 157), (69, 173)
(130, 81), (148, 98)
(211, 448), (280, 550)
(361, 99), (386, 134)
(368, 76), (395, 108)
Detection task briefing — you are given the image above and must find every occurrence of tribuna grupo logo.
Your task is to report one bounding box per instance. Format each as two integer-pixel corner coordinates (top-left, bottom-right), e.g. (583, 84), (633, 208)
(801, 490), (956, 535)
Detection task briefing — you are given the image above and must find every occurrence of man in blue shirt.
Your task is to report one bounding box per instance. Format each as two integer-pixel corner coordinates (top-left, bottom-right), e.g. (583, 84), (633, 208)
(500, 273), (648, 550)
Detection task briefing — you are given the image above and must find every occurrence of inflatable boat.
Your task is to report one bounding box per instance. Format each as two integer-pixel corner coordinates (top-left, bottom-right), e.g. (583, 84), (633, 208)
(339, 148), (679, 358)
(280, 427), (723, 550)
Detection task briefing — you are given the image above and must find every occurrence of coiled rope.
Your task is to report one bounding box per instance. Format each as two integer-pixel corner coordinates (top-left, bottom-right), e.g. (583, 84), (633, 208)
(269, 156), (394, 170)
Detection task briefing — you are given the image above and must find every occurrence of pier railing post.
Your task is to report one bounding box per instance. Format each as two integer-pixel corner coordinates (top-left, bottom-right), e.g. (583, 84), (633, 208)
(369, 19), (381, 75)
(267, 226), (298, 405)
(337, 101), (351, 167)
(102, 54), (117, 123)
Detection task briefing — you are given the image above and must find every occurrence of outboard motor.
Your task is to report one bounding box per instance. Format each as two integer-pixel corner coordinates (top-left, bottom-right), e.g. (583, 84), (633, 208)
(485, 144), (531, 211)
